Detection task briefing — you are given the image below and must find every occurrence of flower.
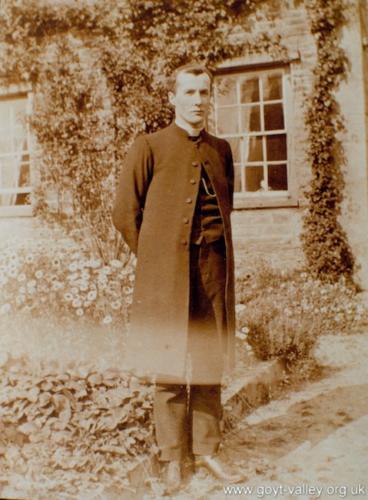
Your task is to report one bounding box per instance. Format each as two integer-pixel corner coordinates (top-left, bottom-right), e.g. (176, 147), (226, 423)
(64, 292), (73, 302)
(7, 268), (18, 278)
(52, 281), (64, 291)
(123, 286), (133, 294)
(110, 259), (123, 269)
(111, 300), (122, 310)
(68, 262), (78, 272)
(35, 270), (44, 279)
(102, 315), (112, 325)
(87, 290), (97, 301)
(76, 308), (84, 316)
(0, 303), (11, 315)
(72, 298), (82, 308)
(79, 281), (89, 291)
(25, 254), (34, 264)
(52, 258), (61, 268)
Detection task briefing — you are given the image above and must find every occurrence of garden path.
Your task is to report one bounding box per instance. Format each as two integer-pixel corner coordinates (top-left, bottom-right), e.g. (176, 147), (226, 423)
(173, 331), (368, 500)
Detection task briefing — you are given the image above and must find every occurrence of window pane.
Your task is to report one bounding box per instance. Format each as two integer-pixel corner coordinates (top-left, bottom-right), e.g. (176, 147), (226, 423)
(240, 105), (261, 132)
(240, 77), (259, 103)
(1, 159), (16, 188)
(13, 99), (27, 125)
(14, 135), (28, 153)
(227, 137), (241, 163)
(217, 107), (238, 134)
(268, 163), (288, 191)
(264, 103), (284, 131)
(245, 166), (264, 192)
(263, 74), (282, 100)
(234, 164), (242, 192)
(266, 134), (287, 161)
(216, 76), (237, 105)
(15, 191), (31, 206)
(18, 162), (31, 187)
(244, 136), (263, 162)
(0, 137), (13, 154)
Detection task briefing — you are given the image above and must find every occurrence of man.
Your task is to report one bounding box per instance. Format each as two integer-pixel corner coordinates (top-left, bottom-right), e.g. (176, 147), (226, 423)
(112, 63), (239, 492)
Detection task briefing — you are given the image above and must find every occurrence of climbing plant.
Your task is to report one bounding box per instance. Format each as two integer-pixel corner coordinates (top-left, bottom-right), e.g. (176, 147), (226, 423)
(0, 0), (284, 260)
(302, 0), (355, 283)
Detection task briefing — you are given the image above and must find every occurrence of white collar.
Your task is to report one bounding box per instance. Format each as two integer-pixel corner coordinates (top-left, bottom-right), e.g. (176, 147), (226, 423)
(175, 118), (203, 137)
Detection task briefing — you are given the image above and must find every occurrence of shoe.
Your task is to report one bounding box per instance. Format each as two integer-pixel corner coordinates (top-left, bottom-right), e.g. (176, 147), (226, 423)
(195, 455), (243, 483)
(163, 460), (182, 494)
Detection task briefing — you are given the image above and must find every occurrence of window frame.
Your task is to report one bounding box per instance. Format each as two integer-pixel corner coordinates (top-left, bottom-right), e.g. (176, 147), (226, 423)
(212, 62), (299, 209)
(0, 89), (34, 217)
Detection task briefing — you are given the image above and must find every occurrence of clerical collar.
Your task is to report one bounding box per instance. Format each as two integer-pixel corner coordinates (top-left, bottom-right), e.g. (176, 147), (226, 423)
(174, 119), (203, 138)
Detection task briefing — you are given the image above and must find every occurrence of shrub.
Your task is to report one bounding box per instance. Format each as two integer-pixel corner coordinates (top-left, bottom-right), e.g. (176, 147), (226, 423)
(0, 236), (135, 328)
(236, 261), (368, 366)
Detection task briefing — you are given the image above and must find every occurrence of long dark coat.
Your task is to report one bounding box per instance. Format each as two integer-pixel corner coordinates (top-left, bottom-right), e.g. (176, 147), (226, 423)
(112, 122), (235, 383)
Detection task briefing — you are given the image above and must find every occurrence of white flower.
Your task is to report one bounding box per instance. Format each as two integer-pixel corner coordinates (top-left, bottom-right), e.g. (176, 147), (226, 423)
(110, 259), (123, 269)
(27, 280), (37, 289)
(35, 270), (44, 279)
(52, 281), (64, 291)
(0, 274), (8, 286)
(7, 268), (18, 278)
(111, 300), (122, 310)
(102, 315), (112, 325)
(129, 274), (135, 282)
(101, 266), (112, 275)
(79, 281), (89, 291)
(64, 292), (73, 302)
(235, 304), (246, 313)
(16, 295), (26, 306)
(72, 298), (82, 308)
(0, 303), (11, 315)
(87, 290), (97, 301)
(52, 258), (61, 268)
(68, 262), (78, 272)
(241, 326), (250, 334)
(90, 259), (102, 269)
(123, 286), (133, 294)
(236, 331), (247, 340)
(25, 254), (34, 264)
(76, 308), (84, 316)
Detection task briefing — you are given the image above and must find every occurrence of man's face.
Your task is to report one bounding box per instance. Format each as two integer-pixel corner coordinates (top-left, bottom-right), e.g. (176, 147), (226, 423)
(169, 71), (211, 128)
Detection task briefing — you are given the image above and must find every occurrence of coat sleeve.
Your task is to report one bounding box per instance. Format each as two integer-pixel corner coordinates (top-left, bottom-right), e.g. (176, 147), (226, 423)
(224, 140), (234, 212)
(112, 135), (153, 254)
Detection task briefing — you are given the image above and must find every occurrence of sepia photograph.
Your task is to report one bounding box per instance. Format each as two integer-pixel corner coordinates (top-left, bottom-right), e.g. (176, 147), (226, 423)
(0, 0), (367, 498)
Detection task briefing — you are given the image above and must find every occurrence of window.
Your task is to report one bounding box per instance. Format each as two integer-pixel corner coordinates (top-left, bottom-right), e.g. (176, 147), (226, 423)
(213, 68), (291, 205)
(0, 94), (32, 216)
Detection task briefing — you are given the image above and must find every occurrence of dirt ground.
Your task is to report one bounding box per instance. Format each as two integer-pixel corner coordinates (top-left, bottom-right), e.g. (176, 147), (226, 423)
(169, 332), (368, 500)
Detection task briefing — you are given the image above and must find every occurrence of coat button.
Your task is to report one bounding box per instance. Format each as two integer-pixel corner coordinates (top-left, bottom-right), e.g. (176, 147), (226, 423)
(183, 217), (189, 224)
(192, 161), (199, 167)
(181, 239), (188, 245)
(190, 178), (196, 184)
(185, 197), (192, 204)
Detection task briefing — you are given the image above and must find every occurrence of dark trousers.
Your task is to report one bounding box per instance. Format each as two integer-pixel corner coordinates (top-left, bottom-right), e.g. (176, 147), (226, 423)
(154, 238), (227, 461)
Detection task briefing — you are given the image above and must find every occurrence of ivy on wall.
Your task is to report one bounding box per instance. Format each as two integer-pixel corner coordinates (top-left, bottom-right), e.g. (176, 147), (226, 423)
(0, 0), (356, 282)
(0, 0), (282, 260)
(302, 0), (355, 283)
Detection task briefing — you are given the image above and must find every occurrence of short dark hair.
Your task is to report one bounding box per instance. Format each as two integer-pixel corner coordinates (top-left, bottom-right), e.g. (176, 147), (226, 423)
(168, 63), (213, 93)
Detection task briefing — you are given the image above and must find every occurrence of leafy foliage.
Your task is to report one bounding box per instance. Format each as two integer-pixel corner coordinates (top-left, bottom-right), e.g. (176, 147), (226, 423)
(301, 0), (355, 282)
(0, 354), (154, 497)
